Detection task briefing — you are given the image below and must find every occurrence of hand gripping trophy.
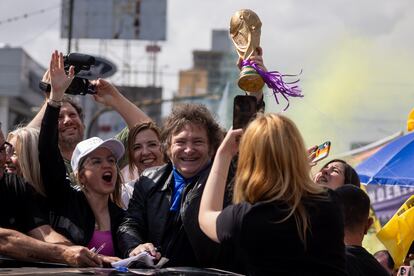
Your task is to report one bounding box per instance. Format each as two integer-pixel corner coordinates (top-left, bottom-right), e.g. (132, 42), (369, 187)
(230, 9), (264, 93)
(230, 9), (303, 110)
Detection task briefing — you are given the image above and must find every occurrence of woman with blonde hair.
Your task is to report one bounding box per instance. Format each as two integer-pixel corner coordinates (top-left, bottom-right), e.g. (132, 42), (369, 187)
(199, 113), (347, 275)
(6, 127), (45, 196)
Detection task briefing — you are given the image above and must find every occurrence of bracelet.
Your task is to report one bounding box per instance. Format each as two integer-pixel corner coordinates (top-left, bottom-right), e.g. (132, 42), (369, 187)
(48, 98), (63, 107)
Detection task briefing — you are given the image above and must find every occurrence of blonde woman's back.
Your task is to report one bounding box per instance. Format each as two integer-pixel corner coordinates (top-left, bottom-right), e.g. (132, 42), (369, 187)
(216, 191), (347, 275)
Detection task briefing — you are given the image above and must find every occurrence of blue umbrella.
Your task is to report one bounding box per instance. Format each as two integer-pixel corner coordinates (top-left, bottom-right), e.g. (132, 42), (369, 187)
(356, 131), (414, 186)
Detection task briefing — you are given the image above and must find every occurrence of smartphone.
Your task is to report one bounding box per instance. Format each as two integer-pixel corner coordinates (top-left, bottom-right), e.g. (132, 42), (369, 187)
(398, 266), (413, 276)
(233, 95), (257, 129)
(312, 141), (331, 163)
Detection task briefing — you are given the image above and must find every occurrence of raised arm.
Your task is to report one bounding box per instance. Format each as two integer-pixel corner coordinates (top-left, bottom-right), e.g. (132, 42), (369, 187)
(38, 51), (75, 200)
(198, 128), (243, 242)
(91, 79), (152, 129)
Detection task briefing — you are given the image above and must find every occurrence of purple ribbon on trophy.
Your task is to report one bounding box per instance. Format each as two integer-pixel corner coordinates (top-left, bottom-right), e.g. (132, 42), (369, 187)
(241, 59), (303, 111)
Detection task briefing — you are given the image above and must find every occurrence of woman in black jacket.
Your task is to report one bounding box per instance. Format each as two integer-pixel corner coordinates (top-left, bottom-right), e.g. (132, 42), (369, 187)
(38, 50), (126, 257)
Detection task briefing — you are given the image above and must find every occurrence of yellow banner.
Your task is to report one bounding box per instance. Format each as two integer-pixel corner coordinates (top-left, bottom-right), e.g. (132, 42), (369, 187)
(377, 195), (414, 268)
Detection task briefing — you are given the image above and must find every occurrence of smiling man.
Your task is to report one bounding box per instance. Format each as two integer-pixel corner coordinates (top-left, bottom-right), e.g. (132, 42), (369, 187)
(117, 104), (233, 268)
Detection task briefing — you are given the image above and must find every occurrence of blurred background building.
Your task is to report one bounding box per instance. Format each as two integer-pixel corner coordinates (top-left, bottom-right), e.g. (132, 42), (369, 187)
(0, 47), (45, 131)
(177, 30), (239, 127)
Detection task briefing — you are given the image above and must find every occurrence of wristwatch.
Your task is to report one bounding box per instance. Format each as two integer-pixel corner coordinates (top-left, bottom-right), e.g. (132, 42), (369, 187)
(48, 98), (63, 108)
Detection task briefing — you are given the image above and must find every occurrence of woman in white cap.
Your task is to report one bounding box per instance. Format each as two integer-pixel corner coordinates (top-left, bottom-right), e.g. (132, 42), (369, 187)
(38, 51), (127, 258)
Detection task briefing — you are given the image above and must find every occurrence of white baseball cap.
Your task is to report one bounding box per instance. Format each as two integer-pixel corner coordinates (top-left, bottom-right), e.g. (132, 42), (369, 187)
(71, 137), (125, 172)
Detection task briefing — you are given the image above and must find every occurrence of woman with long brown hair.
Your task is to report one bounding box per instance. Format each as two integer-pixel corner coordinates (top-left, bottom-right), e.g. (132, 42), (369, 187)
(199, 113), (347, 275)
(121, 122), (165, 207)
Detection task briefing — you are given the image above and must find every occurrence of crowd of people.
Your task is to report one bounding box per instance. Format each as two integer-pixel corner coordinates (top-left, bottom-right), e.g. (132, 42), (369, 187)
(0, 49), (403, 275)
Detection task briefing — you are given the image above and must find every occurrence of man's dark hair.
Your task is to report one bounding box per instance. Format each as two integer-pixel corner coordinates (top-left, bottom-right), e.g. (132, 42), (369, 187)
(335, 184), (370, 231)
(322, 159), (361, 187)
(161, 103), (224, 156)
(62, 95), (84, 122)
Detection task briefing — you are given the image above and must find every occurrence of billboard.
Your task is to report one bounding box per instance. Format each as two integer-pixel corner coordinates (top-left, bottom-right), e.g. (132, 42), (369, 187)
(61, 0), (166, 41)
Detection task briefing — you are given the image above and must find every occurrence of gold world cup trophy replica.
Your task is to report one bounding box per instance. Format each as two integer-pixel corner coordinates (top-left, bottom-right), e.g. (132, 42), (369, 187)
(230, 9), (264, 93)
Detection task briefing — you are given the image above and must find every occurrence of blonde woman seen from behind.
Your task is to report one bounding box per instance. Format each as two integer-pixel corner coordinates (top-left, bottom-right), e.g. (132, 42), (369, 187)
(199, 113), (347, 275)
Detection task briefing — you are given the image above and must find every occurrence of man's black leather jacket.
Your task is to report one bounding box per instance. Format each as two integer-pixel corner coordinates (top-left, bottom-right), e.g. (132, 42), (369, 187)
(117, 162), (234, 269)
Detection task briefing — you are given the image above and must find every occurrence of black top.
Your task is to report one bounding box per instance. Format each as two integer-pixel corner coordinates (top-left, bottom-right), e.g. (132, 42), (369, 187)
(346, 245), (389, 276)
(216, 194), (348, 276)
(0, 173), (48, 232)
(38, 104), (125, 257)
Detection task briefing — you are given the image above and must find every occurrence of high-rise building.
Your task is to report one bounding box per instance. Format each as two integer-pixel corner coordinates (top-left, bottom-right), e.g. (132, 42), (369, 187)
(177, 30), (239, 124)
(0, 47), (45, 132)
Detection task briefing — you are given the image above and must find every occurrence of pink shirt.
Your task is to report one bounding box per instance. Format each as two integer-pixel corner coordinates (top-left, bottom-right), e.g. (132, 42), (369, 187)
(87, 230), (114, 256)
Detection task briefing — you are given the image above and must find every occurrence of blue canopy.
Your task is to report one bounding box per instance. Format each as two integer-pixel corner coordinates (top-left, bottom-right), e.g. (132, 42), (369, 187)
(356, 131), (414, 186)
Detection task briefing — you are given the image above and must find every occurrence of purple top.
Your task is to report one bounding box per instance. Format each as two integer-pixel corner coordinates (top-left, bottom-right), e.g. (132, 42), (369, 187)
(87, 230), (114, 256)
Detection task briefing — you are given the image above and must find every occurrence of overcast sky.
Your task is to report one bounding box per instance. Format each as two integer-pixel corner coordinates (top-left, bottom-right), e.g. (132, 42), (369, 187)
(1, 0), (414, 154)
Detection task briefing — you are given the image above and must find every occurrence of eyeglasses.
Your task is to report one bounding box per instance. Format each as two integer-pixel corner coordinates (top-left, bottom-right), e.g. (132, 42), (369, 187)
(0, 141), (14, 158)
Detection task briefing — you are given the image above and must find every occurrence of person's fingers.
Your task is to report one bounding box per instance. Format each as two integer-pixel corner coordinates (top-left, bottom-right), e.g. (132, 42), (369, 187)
(307, 145), (317, 155)
(256, 46), (263, 56)
(129, 243), (158, 257)
(58, 52), (64, 69)
(49, 53), (54, 72)
(308, 151), (316, 160)
(68, 66), (75, 79)
(232, 128), (244, 135)
(129, 246), (141, 256)
(100, 255), (121, 263)
(236, 57), (243, 70)
(42, 69), (51, 83)
(146, 244), (157, 256)
(79, 248), (102, 267)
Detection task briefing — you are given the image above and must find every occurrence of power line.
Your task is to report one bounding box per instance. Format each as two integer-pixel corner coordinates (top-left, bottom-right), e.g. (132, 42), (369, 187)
(19, 17), (60, 46)
(0, 4), (59, 26)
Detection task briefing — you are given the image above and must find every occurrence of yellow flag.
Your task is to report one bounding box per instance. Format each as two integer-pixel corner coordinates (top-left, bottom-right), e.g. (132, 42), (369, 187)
(377, 195), (414, 268)
(407, 108), (414, 132)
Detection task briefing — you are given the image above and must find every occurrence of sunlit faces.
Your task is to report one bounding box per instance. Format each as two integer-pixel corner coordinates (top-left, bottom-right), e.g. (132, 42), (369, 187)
(314, 161), (346, 190)
(58, 102), (84, 146)
(132, 129), (163, 174)
(169, 123), (211, 179)
(5, 136), (19, 175)
(79, 147), (117, 195)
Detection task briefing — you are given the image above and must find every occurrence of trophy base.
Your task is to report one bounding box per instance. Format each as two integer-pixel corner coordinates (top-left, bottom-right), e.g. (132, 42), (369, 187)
(238, 66), (265, 92)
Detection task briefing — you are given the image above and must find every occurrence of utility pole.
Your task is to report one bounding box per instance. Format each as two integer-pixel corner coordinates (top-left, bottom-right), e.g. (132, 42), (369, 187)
(146, 43), (161, 87)
(67, 0), (74, 53)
